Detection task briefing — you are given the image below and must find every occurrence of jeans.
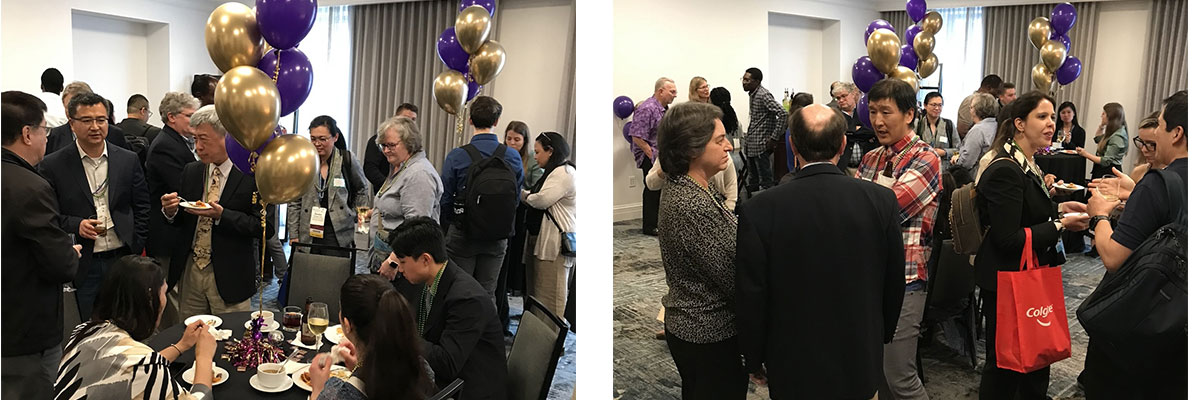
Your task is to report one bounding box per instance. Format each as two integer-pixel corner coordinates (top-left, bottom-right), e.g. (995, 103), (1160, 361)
(446, 225), (509, 297)
(745, 154), (775, 192)
(1, 346), (61, 400)
(881, 289), (929, 400)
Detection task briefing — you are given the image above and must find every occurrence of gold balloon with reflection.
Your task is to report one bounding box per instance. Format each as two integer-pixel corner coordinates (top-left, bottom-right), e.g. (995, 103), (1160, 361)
(1032, 63), (1055, 92)
(892, 66), (919, 91)
(917, 53), (939, 78)
(205, 2), (264, 72)
(469, 40), (507, 85)
(1040, 40), (1067, 71)
(1028, 17), (1052, 49)
(921, 11), (943, 35)
(255, 134), (319, 204)
(433, 71), (469, 115)
(912, 31), (936, 59)
(455, 5), (492, 54)
(215, 66), (280, 151)
(867, 28), (902, 76)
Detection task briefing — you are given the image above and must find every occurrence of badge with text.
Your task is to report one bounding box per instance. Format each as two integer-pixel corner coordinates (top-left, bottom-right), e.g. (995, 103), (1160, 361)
(309, 206), (328, 238)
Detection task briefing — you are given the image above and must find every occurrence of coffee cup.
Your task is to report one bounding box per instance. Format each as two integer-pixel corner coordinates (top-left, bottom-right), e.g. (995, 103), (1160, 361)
(257, 362), (287, 388)
(251, 310), (275, 325)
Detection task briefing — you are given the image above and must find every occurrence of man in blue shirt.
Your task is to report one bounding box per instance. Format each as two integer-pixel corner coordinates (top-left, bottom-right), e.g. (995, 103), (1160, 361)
(440, 96), (524, 300)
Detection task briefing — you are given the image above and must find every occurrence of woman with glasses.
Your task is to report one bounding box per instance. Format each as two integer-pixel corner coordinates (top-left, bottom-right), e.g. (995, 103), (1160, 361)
(915, 92), (956, 170)
(1089, 113), (1163, 200)
(366, 116), (443, 274)
(287, 116), (371, 256)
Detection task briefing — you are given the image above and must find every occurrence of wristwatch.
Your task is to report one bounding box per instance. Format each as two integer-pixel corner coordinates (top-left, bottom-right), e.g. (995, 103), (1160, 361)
(1089, 215), (1111, 231)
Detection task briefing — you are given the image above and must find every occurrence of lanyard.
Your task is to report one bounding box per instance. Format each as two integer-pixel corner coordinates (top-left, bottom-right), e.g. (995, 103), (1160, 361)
(882, 136), (919, 178)
(417, 263), (447, 333)
(1008, 141), (1052, 199)
(376, 157), (412, 197)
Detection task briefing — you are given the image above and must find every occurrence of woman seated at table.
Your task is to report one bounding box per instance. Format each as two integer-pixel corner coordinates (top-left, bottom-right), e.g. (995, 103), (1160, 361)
(288, 115), (372, 256)
(56, 256), (217, 400)
(366, 117), (443, 272)
(306, 274), (433, 400)
(1074, 102), (1129, 180)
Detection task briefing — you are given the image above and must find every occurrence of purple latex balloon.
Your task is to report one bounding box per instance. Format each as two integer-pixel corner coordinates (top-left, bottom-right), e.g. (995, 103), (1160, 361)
(906, 0), (927, 23)
(622, 122), (632, 142)
(466, 78), (481, 101)
(899, 45), (919, 70)
(227, 128), (280, 176)
(1050, 3), (1077, 35)
(459, 0), (496, 16)
(905, 24), (922, 47)
(614, 96), (634, 119)
(852, 56), (886, 93)
(437, 27), (471, 74)
(1057, 56), (1083, 85)
(256, 0), (317, 49)
(1050, 32), (1071, 54)
(864, 19), (895, 46)
(258, 48), (313, 118)
(857, 96), (872, 127)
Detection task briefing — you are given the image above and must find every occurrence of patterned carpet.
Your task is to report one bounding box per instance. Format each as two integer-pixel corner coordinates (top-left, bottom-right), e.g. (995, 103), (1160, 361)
(613, 219), (1101, 399)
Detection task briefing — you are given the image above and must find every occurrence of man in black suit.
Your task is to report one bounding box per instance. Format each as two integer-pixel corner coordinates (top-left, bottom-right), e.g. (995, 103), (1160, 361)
(831, 82), (879, 174)
(379, 217), (506, 400)
(364, 103), (418, 189)
(160, 105), (262, 319)
(145, 91), (200, 326)
(1, 91), (81, 400)
(737, 104), (906, 399)
(39, 92), (150, 321)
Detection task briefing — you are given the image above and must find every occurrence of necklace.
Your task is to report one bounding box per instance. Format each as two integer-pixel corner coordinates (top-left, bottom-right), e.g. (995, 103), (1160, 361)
(417, 263), (447, 333)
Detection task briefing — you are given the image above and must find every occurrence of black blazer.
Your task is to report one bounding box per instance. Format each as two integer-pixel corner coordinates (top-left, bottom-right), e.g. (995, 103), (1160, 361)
(417, 261), (507, 400)
(736, 163), (905, 399)
(47, 124), (131, 157)
(166, 162), (262, 304)
(117, 118), (162, 145)
(837, 111), (880, 170)
(39, 143), (150, 284)
(974, 156), (1066, 292)
(145, 126), (196, 257)
(1055, 124), (1086, 150)
(1, 150), (79, 356)
(362, 133), (388, 190)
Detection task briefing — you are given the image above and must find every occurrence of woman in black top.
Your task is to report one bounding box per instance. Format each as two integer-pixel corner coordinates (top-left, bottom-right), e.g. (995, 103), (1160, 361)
(1054, 101), (1086, 150)
(974, 92), (1090, 399)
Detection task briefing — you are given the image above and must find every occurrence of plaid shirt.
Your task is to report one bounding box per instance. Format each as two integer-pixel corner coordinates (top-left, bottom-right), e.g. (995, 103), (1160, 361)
(744, 87), (787, 157)
(856, 132), (941, 283)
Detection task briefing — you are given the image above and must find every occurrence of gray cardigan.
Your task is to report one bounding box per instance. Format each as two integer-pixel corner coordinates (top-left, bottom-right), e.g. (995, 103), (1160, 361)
(287, 150), (372, 249)
(371, 151), (442, 234)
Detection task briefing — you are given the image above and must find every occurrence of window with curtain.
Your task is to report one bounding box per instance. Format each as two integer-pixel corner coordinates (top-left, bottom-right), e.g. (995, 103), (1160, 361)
(920, 7), (984, 127)
(286, 5), (353, 143)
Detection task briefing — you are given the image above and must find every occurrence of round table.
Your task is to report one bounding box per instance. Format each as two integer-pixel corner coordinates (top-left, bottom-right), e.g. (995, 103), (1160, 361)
(148, 311), (336, 399)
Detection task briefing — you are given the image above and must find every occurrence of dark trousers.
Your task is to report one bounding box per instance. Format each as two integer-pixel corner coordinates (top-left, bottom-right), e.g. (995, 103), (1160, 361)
(639, 158), (660, 234)
(979, 290), (1050, 400)
(2, 345), (61, 400)
(1078, 333), (1187, 399)
(77, 247), (130, 321)
(745, 153), (776, 192)
(664, 330), (747, 399)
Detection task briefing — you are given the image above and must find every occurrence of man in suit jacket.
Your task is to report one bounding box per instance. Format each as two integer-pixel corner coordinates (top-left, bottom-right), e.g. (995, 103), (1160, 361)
(45, 85), (131, 156)
(144, 92), (200, 327)
(160, 105), (262, 319)
(39, 92), (150, 322)
(380, 217), (507, 400)
(1, 91), (81, 400)
(737, 104), (905, 399)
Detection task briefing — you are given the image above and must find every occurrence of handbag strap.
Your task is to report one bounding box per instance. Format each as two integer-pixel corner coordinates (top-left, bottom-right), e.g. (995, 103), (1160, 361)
(545, 204), (565, 233)
(1019, 227), (1041, 271)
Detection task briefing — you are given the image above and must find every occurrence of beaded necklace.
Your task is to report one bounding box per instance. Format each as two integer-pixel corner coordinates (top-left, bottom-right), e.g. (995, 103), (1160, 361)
(417, 263), (448, 333)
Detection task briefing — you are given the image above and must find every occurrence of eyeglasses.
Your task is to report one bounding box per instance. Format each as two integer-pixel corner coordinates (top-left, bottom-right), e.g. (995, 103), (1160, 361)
(927, 103), (943, 108)
(377, 142), (401, 151)
(26, 124), (50, 134)
(1133, 136), (1156, 151)
(310, 135), (332, 143)
(71, 117), (109, 126)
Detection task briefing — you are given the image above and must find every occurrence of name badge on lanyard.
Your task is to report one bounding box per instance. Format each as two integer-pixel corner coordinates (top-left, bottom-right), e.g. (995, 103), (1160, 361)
(333, 178), (346, 188)
(309, 206), (328, 238)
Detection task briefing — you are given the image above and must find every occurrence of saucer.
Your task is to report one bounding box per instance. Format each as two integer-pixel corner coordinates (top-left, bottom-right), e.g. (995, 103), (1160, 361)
(182, 365), (228, 386)
(249, 374), (294, 393)
(245, 320), (281, 332)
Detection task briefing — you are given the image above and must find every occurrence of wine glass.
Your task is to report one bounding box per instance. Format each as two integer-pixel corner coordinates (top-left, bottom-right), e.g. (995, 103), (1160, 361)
(1100, 174), (1120, 202)
(308, 302), (329, 337)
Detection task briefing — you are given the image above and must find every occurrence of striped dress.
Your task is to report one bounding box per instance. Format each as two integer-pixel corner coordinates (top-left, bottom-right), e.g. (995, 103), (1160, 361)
(55, 322), (212, 400)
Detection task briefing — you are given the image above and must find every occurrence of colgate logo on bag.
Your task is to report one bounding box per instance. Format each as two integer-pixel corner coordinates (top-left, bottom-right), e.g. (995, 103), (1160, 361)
(1026, 305), (1054, 327)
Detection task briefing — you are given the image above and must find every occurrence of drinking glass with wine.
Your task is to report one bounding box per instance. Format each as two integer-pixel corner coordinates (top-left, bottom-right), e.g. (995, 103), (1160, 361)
(308, 302), (329, 337)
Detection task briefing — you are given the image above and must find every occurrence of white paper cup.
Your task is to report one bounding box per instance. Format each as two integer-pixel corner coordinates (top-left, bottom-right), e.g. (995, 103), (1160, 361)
(257, 362), (287, 388)
(251, 310), (275, 325)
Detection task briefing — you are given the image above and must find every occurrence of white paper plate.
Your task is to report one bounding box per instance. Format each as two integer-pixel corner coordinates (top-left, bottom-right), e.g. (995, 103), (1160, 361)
(249, 374), (294, 393)
(324, 325), (344, 344)
(182, 365), (229, 386)
(292, 366), (349, 392)
(1052, 183), (1085, 192)
(184, 315), (222, 329)
(179, 201), (213, 210)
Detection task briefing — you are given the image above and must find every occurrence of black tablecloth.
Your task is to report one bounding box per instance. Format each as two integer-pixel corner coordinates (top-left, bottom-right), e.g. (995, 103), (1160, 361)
(1036, 153), (1088, 253)
(148, 311), (334, 399)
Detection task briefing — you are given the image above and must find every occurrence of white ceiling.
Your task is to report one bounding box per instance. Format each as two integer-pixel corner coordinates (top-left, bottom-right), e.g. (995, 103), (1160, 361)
(873, 0), (1140, 12)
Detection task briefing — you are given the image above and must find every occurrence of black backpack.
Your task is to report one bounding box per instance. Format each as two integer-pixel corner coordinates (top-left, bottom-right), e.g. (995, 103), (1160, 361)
(453, 144), (518, 240)
(1076, 169), (1186, 373)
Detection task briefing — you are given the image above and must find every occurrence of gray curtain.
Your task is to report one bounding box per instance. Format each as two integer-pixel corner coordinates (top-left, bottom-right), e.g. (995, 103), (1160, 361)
(982, 3), (1099, 116)
(559, 1), (577, 162)
(348, 0), (501, 170)
(882, 10), (909, 37)
(1141, 0), (1188, 117)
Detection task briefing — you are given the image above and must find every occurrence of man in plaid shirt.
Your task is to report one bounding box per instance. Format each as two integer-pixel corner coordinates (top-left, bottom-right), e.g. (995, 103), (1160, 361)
(741, 68), (787, 193)
(856, 79), (941, 400)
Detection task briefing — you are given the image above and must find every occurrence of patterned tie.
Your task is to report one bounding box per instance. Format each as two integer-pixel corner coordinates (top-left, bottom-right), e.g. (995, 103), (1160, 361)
(192, 167), (222, 269)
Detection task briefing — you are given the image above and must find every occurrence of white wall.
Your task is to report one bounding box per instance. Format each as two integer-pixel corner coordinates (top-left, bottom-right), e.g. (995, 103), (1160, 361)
(1081, 0), (1151, 174)
(492, 0), (573, 139)
(612, 0), (880, 220)
(71, 11), (152, 120)
(768, 12), (834, 101)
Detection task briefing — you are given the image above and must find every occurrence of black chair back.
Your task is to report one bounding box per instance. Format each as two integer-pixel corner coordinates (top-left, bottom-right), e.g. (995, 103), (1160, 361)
(507, 296), (569, 400)
(286, 243), (356, 320)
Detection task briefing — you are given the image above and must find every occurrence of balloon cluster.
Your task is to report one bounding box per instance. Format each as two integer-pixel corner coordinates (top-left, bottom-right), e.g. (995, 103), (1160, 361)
(204, 1), (320, 204)
(851, 0), (941, 125)
(434, 0), (506, 115)
(1029, 3), (1082, 92)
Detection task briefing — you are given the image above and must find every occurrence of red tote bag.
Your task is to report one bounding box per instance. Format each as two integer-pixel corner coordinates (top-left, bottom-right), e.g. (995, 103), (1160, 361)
(995, 228), (1072, 373)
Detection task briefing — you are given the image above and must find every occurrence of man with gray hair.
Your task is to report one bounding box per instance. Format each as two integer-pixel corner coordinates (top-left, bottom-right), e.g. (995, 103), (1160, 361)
(146, 92), (201, 308)
(832, 81), (878, 173)
(952, 92), (1000, 178)
(160, 105), (263, 319)
(626, 77), (676, 235)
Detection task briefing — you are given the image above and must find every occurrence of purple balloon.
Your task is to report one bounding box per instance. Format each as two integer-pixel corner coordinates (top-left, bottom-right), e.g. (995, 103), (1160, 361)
(899, 45), (919, 70)
(227, 128), (280, 176)
(258, 48), (313, 118)
(852, 56), (886, 93)
(1050, 32), (1071, 54)
(622, 122), (632, 142)
(857, 95), (872, 127)
(1057, 56), (1083, 85)
(459, 0), (495, 16)
(1050, 3), (1077, 35)
(864, 19), (895, 46)
(614, 96), (634, 119)
(256, 0), (317, 49)
(437, 27), (470, 74)
(466, 78), (481, 101)
(905, 24), (922, 47)
(906, 0), (927, 23)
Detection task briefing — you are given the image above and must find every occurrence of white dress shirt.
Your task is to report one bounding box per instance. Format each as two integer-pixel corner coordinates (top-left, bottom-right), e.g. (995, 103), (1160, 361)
(77, 141), (125, 252)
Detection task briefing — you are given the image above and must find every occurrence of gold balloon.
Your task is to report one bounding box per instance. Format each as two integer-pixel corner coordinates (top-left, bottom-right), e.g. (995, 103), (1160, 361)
(1032, 63), (1055, 92)
(455, 5), (492, 54)
(921, 11), (943, 35)
(913, 31), (936, 59)
(867, 28), (902, 76)
(892, 66), (919, 90)
(469, 40), (507, 85)
(433, 71), (468, 115)
(1028, 17), (1051, 49)
(918, 53), (939, 78)
(205, 2), (264, 72)
(1040, 40), (1067, 71)
(215, 66), (280, 151)
(255, 135), (319, 204)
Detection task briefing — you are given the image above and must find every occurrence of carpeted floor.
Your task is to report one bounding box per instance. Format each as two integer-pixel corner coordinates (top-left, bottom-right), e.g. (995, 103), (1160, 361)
(613, 218), (1101, 400)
